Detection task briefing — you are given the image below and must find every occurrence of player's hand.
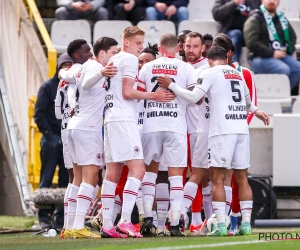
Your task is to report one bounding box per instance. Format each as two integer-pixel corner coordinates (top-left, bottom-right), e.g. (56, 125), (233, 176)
(153, 89), (175, 102)
(157, 76), (173, 89)
(155, 2), (167, 12)
(273, 50), (286, 59)
(101, 62), (117, 78)
(165, 5), (177, 19)
(254, 109), (270, 125)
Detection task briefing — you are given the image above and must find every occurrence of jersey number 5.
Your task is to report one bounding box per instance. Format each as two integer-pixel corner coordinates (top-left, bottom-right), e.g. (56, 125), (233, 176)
(231, 81), (242, 103)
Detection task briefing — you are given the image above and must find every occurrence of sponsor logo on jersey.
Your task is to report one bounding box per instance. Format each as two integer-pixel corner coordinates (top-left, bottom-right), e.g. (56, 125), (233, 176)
(197, 78), (203, 85)
(147, 111), (178, 118)
(134, 146), (140, 155)
(222, 69), (242, 80)
(152, 64), (178, 75)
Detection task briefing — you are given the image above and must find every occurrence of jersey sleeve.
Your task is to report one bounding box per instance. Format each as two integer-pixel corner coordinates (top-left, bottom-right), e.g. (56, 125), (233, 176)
(195, 69), (214, 94)
(121, 55), (138, 80)
(67, 82), (76, 109)
(137, 64), (148, 92)
(82, 61), (103, 91)
(186, 63), (198, 89)
(54, 82), (63, 119)
(60, 64), (82, 83)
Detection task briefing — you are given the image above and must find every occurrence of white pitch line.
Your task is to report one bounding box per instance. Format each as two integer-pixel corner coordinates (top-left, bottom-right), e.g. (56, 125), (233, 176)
(133, 240), (269, 250)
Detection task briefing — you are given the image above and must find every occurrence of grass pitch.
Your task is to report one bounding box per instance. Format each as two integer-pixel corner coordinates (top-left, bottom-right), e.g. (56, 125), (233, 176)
(1, 216), (300, 250)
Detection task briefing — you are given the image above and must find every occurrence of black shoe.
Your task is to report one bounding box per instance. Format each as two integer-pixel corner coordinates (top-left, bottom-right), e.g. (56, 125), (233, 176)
(170, 225), (186, 237)
(140, 217), (154, 236)
(179, 214), (185, 232)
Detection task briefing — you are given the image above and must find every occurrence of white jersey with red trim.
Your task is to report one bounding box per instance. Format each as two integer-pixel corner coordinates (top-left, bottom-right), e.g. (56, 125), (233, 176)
(137, 100), (145, 135)
(55, 64), (81, 130)
(138, 56), (197, 135)
(104, 51), (139, 123)
(196, 65), (249, 137)
(186, 57), (208, 134)
(67, 59), (106, 131)
(195, 63), (210, 134)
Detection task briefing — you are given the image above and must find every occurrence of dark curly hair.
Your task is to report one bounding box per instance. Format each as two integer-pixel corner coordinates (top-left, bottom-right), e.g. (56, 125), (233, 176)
(67, 39), (87, 57)
(203, 34), (213, 41)
(141, 43), (159, 58)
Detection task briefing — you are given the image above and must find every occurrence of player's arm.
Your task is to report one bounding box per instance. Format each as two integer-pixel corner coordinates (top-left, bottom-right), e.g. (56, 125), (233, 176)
(158, 76), (205, 105)
(244, 80), (269, 125)
(122, 77), (175, 102)
(82, 62), (117, 91)
(54, 82), (63, 119)
(59, 65), (81, 82)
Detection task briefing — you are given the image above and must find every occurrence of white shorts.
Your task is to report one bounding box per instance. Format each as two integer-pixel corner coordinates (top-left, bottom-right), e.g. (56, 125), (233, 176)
(158, 154), (168, 171)
(189, 132), (198, 158)
(192, 132), (209, 169)
(67, 129), (104, 167)
(208, 134), (250, 169)
(61, 129), (73, 169)
(104, 121), (144, 163)
(142, 131), (187, 168)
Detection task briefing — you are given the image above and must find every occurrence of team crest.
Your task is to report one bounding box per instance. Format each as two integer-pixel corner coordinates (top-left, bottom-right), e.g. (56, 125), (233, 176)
(134, 146), (140, 155)
(197, 78), (203, 85)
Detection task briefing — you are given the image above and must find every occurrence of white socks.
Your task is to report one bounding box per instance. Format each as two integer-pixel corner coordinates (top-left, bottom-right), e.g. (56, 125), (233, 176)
(66, 184), (79, 230)
(101, 180), (117, 230)
(191, 212), (202, 226)
(63, 183), (72, 228)
(112, 195), (122, 225)
(212, 201), (226, 224)
(202, 185), (213, 220)
(169, 176), (183, 226)
(136, 185), (144, 215)
(156, 183), (169, 230)
(73, 182), (94, 230)
(225, 185), (232, 215)
(240, 200), (253, 223)
(181, 182), (197, 220)
(142, 172), (157, 218)
(120, 177), (141, 223)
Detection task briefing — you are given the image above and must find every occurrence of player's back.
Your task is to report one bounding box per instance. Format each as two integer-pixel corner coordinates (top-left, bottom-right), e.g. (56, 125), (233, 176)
(139, 57), (197, 135)
(67, 59), (106, 131)
(200, 64), (249, 137)
(104, 51), (139, 123)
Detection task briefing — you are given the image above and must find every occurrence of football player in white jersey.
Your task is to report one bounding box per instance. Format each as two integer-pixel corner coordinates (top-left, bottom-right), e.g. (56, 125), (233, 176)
(181, 32), (213, 235)
(55, 39), (91, 238)
(158, 45), (269, 236)
(66, 37), (119, 239)
(138, 33), (198, 237)
(101, 26), (175, 238)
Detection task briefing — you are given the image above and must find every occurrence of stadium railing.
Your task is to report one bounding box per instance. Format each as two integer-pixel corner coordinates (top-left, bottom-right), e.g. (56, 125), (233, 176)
(25, 0), (57, 78)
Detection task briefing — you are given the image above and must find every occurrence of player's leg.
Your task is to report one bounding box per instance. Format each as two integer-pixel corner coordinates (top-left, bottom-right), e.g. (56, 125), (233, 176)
(224, 169), (233, 215)
(229, 173), (240, 236)
(141, 132), (161, 235)
(165, 132), (187, 237)
(155, 166), (170, 236)
(207, 134), (235, 236)
(232, 134), (252, 235)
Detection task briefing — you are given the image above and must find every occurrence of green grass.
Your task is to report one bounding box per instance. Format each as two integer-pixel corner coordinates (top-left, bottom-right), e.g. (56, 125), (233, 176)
(0, 231), (300, 250)
(0, 216), (36, 229)
(0, 216), (299, 250)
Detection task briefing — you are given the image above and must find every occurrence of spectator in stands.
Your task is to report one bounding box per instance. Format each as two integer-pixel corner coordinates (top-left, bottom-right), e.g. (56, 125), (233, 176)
(34, 53), (71, 229)
(212, 0), (261, 65)
(105, 0), (146, 25)
(244, 0), (300, 92)
(145, 0), (189, 27)
(202, 33), (213, 57)
(55, 0), (109, 21)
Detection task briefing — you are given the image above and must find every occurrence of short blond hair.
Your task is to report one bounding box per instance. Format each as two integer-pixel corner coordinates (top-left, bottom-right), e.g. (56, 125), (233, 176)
(122, 26), (145, 40)
(159, 33), (178, 48)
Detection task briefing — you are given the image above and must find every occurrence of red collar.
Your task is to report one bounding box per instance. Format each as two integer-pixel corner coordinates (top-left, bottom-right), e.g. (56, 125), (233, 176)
(190, 57), (206, 65)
